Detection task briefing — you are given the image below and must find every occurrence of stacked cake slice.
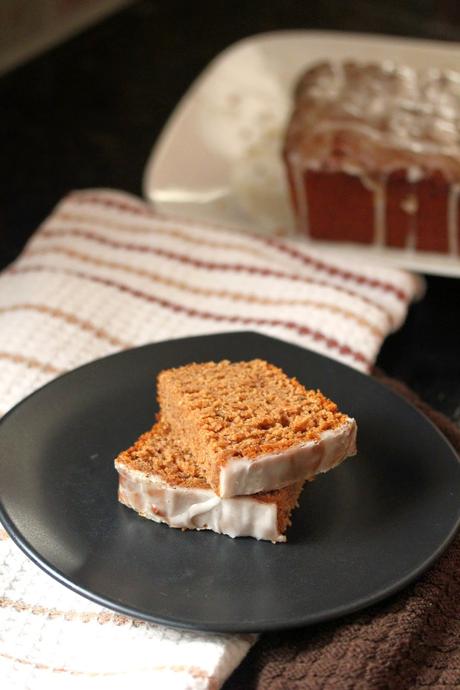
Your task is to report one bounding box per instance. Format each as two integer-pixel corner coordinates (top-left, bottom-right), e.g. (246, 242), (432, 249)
(115, 359), (357, 542)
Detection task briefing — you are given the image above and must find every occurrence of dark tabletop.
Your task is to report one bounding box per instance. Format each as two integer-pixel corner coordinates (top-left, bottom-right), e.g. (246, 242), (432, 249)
(1, 0), (460, 423)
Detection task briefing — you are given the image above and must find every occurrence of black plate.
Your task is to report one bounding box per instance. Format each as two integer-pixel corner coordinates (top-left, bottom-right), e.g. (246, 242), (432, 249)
(1, 332), (459, 633)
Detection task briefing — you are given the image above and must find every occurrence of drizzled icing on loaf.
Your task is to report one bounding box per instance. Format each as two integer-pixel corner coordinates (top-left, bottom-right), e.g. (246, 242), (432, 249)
(287, 60), (460, 179)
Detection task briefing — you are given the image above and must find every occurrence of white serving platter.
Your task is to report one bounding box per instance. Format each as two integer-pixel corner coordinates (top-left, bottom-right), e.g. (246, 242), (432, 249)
(143, 30), (460, 277)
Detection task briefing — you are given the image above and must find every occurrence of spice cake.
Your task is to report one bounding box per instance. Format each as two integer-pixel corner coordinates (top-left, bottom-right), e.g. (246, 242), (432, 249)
(157, 359), (356, 498)
(115, 422), (304, 542)
(284, 60), (460, 254)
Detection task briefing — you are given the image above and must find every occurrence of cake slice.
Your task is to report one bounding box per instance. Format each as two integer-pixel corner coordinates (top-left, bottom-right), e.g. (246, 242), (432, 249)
(115, 422), (304, 542)
(157, 359), (357, 498)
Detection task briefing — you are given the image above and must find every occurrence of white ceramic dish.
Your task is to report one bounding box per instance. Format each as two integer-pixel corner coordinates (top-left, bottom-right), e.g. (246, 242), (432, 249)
(143, 30), (460, 277)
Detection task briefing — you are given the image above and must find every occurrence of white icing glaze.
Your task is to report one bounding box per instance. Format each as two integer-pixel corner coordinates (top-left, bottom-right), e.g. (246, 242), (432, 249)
(400, 194), (418, 215)
(219, 418), (357, 498)
(406, 175), (420, 251)
(116, 464), (285, 542)
(407, 166), (423, 183)
(361, 174), (387, 246)
(448, 183), (460, 256)
(374, 178), (387, 246)
(294, 61), (460, 162)
(290, 153), (310, 234)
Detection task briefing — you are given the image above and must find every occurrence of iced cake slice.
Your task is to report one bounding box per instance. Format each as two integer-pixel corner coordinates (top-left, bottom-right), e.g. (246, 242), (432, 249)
(284, 60), (460, 253)
(157, 359), (357, 498)
(115, 422), (304, 542)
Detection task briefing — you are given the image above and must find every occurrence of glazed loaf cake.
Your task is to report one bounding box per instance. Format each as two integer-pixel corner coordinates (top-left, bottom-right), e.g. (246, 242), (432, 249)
(115, 422), (305, 542)
(157, 359), (356, 498)
(284, 60), (460, 254)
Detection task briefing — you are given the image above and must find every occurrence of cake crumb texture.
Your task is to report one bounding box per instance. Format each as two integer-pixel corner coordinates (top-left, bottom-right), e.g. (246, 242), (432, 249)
(158, 359), (350, 491)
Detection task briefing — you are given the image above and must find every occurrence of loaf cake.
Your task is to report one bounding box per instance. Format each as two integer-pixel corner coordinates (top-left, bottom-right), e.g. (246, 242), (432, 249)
(284, 60), (460, 254)
(157, 359), (356, 498)
(115, 422), (304, 542)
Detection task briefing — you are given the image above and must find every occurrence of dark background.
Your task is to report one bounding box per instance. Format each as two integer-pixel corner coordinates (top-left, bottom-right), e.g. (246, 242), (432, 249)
(1, 0), (459, 422)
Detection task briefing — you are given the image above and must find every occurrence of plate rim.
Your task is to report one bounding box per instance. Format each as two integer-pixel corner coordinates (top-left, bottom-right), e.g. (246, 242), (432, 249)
(1, 331), (459, 633)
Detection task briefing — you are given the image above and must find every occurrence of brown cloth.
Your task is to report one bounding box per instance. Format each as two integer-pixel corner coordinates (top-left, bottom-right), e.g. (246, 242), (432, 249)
(225, 374), (460, 690)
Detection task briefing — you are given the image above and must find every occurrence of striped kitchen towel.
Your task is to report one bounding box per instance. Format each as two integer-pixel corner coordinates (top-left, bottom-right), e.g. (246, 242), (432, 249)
(0, 189), (421, 690)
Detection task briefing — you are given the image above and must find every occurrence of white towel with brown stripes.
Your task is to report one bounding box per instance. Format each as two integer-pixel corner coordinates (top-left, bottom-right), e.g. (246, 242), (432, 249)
(0, 189), (422, 689)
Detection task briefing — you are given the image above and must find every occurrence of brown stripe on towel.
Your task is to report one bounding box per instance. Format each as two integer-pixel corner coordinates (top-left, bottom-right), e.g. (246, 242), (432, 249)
(51, 211), (275, 259)
(7, 265), (371, 367)
(0, 304), (131, 349)
(0, 651), (215, 683)
(24, 245), (385, 338)
(0, 597), (144, 626)
(33, 226), (395, 324)
(0, 351), (63, 375)
(260, 236), (410, 301)
(67, 190), (411, 300)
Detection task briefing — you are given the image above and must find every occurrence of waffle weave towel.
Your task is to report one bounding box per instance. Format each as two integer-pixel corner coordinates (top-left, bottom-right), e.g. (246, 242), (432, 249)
(0, 189), (421, 689)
